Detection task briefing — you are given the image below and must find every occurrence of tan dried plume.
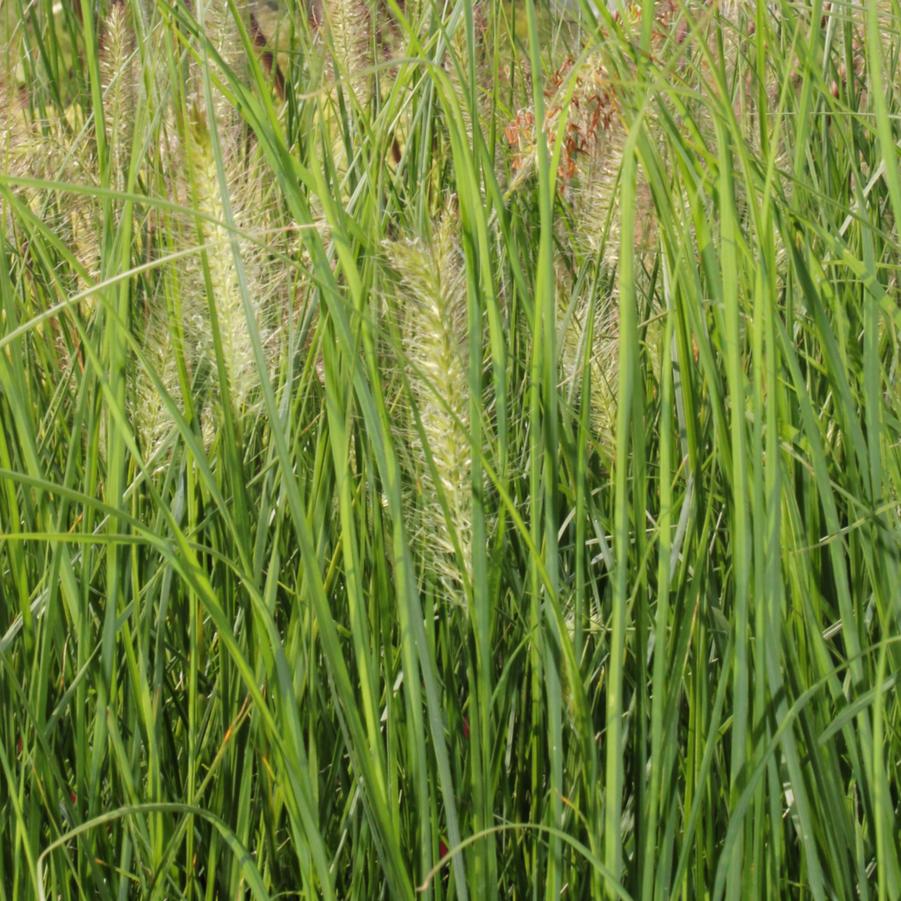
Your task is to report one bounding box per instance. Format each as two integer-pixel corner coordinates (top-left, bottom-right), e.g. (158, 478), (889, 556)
(0, 80), (32, 231)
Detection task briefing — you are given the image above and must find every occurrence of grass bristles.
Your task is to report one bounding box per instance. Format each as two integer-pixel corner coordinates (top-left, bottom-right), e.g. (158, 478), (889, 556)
(0, 0), (899, 898)
(183, 120), (275, 417)
(558, 276), (621, 451)
(387, 206), (475, 597)
(99, 1), (135, 193)
(322, 0), (372, 107)
(132, 282), (183, 463)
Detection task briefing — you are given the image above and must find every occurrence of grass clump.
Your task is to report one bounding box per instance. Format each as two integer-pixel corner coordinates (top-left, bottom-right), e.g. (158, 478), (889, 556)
(0, 1), (899, 899)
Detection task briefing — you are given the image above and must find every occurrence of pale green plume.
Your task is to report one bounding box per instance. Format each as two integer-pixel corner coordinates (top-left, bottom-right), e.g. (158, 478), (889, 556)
(161, 118), (286, 447)
(558, 269), (621, 454)
(187, 126), (257, 413)
(133, 288), (184, 465)
(322, 0), (371, 107)
(387, 208), (473, 595)
(100, 1), (136, 193)
(193, 0), (250, 128)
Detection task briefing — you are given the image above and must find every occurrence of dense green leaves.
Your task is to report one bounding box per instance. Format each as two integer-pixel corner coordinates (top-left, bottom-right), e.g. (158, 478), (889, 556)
(0, 1), (899, 898)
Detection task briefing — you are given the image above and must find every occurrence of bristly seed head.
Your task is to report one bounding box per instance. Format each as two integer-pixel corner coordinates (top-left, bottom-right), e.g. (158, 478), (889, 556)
(387, 205), (474, 598)
(100, 0), (136, 192)
(173, 120), (283, 428)
(322, 0), (371, 106)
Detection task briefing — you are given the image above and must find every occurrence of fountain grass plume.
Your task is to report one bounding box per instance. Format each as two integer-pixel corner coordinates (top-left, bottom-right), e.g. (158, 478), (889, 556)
(100, 0), (135, 193)
(132, 283), (184, 465)
(558, 268), (621, 453)
(0, 80), (100, 293)
(386, 205), (474, 597)
(322, 0), (371, 107)
(181, 120), (281, 423)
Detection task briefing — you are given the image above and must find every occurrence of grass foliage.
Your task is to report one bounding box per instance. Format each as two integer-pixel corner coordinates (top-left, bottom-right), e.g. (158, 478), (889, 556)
(1, 0), (900, 897)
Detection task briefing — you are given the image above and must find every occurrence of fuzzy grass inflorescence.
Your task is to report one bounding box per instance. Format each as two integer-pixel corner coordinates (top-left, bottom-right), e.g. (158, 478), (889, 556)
(0, 1), (899, 899)
(388, 206), (476, 597)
